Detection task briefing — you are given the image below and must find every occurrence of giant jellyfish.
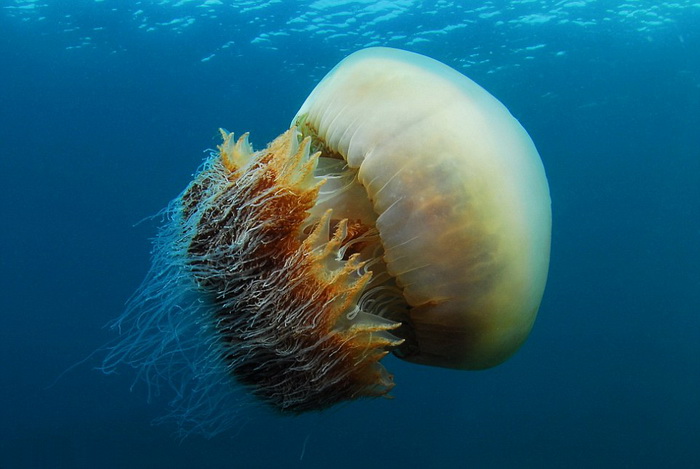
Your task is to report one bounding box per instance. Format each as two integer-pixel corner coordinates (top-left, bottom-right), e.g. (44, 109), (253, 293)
(103, 47), (551, 433)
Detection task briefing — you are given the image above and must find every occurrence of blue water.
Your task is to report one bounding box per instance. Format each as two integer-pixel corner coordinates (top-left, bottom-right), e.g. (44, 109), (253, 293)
(1, 1), (699, 468)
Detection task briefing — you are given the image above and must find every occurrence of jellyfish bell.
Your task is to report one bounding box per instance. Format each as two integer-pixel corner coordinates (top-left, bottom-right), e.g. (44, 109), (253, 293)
(293, 47), (551, 370)
(103, 47), (550, 434)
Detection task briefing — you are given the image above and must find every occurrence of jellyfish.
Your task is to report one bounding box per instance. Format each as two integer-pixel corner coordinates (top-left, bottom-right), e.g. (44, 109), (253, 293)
(103, 47), (550, 433)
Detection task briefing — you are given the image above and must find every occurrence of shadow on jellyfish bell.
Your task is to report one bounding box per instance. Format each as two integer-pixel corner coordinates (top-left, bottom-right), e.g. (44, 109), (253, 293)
(101, 47), (551, 436)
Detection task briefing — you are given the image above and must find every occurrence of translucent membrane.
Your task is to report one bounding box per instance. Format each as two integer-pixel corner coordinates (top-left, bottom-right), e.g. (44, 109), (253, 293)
(294, 47), (551, 369)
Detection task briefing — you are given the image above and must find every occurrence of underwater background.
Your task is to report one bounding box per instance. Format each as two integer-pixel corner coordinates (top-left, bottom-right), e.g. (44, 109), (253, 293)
(1, 0), (699, 468)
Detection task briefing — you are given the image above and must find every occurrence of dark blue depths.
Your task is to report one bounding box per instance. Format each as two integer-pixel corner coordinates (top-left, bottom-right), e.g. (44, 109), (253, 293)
(0, 2), (698, 468)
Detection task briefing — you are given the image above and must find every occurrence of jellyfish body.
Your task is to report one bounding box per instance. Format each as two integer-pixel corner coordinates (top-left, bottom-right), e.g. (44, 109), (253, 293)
(103, 47), (550, 434)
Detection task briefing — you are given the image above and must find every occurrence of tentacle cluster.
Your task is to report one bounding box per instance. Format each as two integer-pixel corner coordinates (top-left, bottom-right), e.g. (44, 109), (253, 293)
(103, 127), (404, 433)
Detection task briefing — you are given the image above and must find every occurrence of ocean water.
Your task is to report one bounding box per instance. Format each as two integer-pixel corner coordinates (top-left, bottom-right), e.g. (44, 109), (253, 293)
(1, 1), (699, 468)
